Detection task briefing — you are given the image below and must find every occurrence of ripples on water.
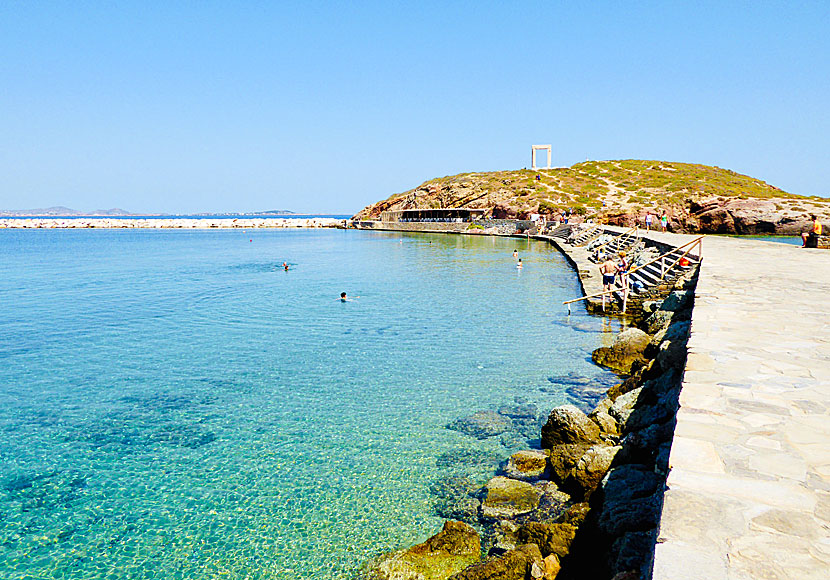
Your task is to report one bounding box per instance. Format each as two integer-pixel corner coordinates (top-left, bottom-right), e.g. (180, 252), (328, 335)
(0, 229), (621, 579)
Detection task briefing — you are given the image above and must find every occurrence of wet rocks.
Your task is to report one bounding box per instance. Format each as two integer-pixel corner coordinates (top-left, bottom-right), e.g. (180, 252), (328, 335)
(591, 328), (650, 374)
(503, 450), (549, 482)
(361, 520), (481, 580)
(481, 476), (543, 520)
(448, 543), (544, 580)
(540, 405), (600, 448)
(430, 476), (482, 524)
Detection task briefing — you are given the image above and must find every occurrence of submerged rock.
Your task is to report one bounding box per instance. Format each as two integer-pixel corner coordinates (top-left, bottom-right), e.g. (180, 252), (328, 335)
(361, 520), (481, 580)
(447, 411), (513, 439)
(503, 450), (549, 482)
(541, 405), (601, 448)
(481, 476), (543, 520)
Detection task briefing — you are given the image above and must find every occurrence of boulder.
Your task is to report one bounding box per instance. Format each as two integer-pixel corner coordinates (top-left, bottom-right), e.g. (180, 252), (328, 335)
(547, 443), (592, 485)
(362, 520), (481, 580)
(658, 291), (691, 312)
(517, 521), (578, 559)
(541, 405), (601, 448)
(652, 322), (691, 373)
(559, 502), (591, 527)
(644, 310), (674, 335)
(447, 411), (513, 439)
(481, 476), (543, 520)
(596, 465), (664, 536)
(570, 445), (622, 496)
(589, 399), (620, 437)
(591, 328), (651, 374)
(608, 387), (643, 428)
(449, 543), (544, 580)
(503, 450), (549, 482)
(609, 530), (658, 580)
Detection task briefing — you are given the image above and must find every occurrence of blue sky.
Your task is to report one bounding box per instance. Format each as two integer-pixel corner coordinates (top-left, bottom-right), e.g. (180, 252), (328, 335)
(1, 1), (828, 214)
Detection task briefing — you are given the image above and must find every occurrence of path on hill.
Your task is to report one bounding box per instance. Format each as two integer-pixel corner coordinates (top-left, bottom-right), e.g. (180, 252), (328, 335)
(651, 235), (830, 580)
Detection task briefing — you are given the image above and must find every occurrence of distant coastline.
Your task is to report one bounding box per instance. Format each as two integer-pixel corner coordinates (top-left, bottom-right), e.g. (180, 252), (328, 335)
(0, 216), (349, 229)
(0, 206), (302, 218)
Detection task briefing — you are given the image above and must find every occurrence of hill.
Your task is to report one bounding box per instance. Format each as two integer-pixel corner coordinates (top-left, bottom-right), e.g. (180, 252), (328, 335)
(354, 160), (830, 235)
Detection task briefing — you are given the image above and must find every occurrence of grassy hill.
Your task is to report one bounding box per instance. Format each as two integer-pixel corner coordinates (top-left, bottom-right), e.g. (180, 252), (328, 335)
(354, 161), (828, 233)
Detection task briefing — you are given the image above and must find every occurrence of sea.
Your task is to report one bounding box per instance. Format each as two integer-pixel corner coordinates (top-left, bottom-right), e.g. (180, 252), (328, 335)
(0, 228), (621, 579)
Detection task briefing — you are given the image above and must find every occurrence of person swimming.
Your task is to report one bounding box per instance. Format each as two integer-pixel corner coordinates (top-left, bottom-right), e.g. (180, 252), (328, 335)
(512, 249), (518, 258)
(517, 258), (523, 269)
(283, 262), (289, 271)
(340, 292), (348, 302)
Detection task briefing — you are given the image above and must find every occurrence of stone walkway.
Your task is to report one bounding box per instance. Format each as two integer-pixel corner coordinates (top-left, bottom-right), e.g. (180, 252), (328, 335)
(649, 235), (830, 580)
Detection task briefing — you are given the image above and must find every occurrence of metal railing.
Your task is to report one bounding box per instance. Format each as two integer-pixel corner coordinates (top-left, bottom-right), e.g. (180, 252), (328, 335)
(563, 235), (704, 314)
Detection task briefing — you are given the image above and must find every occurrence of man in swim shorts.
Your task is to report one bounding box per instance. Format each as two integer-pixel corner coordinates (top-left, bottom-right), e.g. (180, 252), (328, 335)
(600, 257), (617, 287)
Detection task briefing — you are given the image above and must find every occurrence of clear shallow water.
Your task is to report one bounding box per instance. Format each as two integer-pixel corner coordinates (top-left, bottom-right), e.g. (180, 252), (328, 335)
(0, 229), (620, 579)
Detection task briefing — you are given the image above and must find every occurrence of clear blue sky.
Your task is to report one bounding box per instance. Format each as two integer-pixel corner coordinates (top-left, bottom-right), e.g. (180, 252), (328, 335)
(2, 1), (828, 214)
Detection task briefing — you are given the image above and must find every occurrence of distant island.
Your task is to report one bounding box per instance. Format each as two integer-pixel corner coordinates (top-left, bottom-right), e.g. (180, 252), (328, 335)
(354, 159), (830, 235)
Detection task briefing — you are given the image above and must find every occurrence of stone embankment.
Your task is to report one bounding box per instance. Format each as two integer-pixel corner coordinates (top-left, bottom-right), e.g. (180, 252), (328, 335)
(0, 217), (345, 229)
(361, 233), (698, 580)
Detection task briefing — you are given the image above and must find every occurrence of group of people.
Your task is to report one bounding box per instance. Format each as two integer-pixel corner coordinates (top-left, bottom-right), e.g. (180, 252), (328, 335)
(512, 249), (523, 268)
(599, 251), (629, 296)
(644, 211), (669, 231)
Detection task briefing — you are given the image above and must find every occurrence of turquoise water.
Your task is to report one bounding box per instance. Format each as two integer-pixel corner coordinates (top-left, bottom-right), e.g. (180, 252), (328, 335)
(0, 229), (620, 579)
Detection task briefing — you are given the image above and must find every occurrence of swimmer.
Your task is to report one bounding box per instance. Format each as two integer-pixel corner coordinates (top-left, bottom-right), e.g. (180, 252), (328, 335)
(339, 292), (359, 302)
(517, 258), (523, 269)
(512, 249), (518, 258)
(283, 262), (289, 271)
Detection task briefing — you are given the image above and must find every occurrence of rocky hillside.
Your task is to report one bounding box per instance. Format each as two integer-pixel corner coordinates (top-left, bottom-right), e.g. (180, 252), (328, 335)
(354, 160), (830, 235)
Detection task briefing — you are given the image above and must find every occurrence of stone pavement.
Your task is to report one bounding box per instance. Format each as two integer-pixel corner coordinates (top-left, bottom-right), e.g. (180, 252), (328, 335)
(650, 235), (830, 580)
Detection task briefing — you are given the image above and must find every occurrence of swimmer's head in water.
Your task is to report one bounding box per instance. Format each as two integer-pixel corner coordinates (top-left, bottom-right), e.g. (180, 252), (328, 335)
(340, 292), (347, 299)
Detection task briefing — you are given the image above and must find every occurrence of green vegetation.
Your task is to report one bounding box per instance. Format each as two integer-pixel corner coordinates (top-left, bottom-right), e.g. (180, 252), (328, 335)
(355, 159), (822, 220)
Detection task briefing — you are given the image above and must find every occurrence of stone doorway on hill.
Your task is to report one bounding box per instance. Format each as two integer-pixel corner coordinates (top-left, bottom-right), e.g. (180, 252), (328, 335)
(531, 145), (552, 170)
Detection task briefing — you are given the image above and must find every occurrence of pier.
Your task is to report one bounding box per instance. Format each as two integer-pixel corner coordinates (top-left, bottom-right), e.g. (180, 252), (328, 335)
(651, 234), (830, 579)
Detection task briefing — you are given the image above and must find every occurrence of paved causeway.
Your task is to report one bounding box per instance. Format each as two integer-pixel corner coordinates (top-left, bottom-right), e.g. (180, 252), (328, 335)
(651, 235), (830, 580)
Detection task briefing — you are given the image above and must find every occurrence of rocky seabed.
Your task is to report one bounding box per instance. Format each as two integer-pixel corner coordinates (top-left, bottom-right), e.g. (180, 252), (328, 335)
(360, 269), (698, 580)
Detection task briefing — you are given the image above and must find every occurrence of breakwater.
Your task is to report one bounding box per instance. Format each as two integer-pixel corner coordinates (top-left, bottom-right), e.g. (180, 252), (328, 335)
(0, 217), (345, 229)
(361, 226), (698, 580)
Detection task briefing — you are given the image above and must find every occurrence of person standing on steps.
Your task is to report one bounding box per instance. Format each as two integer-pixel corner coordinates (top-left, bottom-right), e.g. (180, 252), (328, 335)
(599, 256), (617, 312)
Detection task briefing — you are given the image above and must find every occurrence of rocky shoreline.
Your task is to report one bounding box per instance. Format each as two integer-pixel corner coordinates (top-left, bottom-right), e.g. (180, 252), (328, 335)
(360, 237), (698, 580)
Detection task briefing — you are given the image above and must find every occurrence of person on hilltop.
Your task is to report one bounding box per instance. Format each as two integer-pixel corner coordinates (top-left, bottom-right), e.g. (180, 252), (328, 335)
(801, 215), (823, 247)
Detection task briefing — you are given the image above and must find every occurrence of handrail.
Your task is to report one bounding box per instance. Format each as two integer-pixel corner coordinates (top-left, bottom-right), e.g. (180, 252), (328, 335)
(626, 236), (703, 278)
(562, 235), (704, 313)
(590, 225), (638, 254)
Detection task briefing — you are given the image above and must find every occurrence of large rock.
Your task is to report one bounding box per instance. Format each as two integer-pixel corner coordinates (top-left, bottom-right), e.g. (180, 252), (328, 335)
(362, 521), (481, 580)
(591, 328), (651, 374)
(449, 543), (544, 580)
(571, 445), (622, 496)
(447, 411), (513, 439)
(652, 322), (691, 373)
(608, 387), (643, 428)
(547, 443), (593, 485)
(517, 521), (578, 559)
(481, 476), (543, 520)
(596, 465), (664, 537)
(503, 450), (549, 482)
(658, 291), (691, 312)
(541, 405), (601, 448)
(644, 310), (674, 335)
